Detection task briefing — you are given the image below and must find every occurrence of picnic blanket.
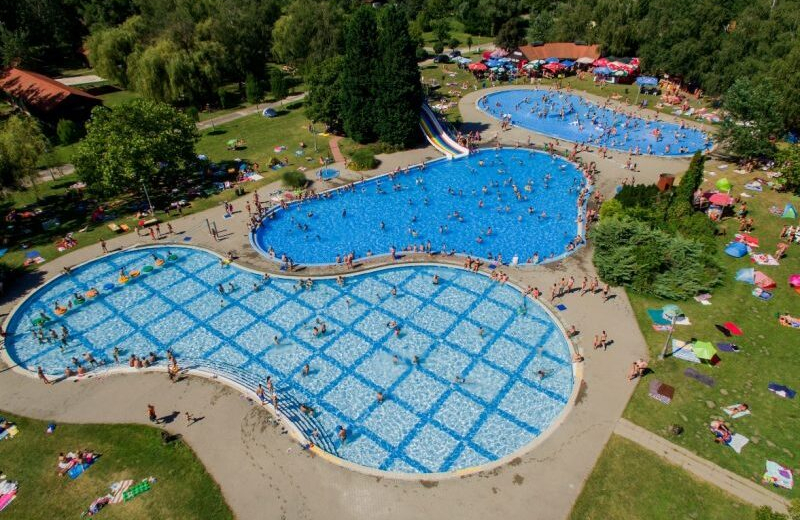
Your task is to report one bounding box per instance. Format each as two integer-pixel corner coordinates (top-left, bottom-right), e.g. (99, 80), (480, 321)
(647, 309), (690, 326)
(723, 322), (743, 336)
(744, 181), (763, 192)
(648, 379), (675, 404)
(734, 233), (759, 247)
(68, 463), (88, 479)
(694, 293), (712, 305)
(768, 383), (796, 399)
(752, 288), (773, 300)
(684, 368), (715, 387)
(671, 340), (701, 364)
(752, 253), (779, 266)
(716, 342), (740, 353)
(728, 433), (749, 454)
(109, 479), (134, 504)
(0, 491), (16, 512)
(762, 461), (794, 490)
(723, 404), (751, 419)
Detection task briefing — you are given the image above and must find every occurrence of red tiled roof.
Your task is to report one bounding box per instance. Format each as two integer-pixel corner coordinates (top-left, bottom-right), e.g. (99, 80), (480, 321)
(516, 43), (601, 61)
(0, 68), (100, 113)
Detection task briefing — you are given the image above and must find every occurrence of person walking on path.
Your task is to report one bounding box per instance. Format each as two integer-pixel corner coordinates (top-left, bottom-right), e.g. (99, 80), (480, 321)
(602, 284), (612, 302)
(147, 404), (158, 424)
(100, 240), (108, 254)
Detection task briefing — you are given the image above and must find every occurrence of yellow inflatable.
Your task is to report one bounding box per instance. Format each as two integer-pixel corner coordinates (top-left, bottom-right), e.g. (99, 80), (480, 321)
(86, 289), (98, 298)
(130, 270), (141, 278)
(54, 306), (68, 316)
(155, 258), (165, 267)
(118, 276), (129, 284)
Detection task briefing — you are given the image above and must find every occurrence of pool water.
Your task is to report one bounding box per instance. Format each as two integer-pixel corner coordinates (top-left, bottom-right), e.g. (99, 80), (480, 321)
(479, 90), (711, 156)
(5, 246), (574, 474)
(254, 148), (588, 266)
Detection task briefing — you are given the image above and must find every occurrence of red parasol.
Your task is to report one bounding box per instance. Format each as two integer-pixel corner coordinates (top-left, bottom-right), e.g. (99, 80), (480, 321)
(708, 193), (735, 206)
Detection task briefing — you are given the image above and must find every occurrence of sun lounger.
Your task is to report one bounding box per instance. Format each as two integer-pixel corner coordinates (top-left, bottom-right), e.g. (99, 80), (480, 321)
(684, 368), (715, 387)
(723, 404), (751, 419)
(648, 379), (675, 404)
(728, 433), (749, 453)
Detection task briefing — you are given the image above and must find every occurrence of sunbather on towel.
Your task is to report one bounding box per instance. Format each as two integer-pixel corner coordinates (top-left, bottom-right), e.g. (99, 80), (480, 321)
(56, 452), (76, 476)
(710, 420), (733, 444)
(725, 403), (749, 415)
(627, 359), (648, 381)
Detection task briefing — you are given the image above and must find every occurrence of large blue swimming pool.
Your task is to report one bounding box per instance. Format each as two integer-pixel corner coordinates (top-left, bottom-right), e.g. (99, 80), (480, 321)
(479, 89), (711, 156)
(4, 246), (574, 474)
(253, 148), (588, 266)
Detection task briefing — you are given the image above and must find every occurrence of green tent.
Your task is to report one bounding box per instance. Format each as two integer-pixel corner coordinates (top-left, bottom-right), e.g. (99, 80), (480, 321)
(662, 304), (684, 321)
(693, 341), (716, 360)
(715, 178), (732, 192)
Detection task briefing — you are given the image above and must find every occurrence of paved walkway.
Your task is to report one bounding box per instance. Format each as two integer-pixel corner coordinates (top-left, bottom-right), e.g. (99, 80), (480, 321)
(328, 135), (346, 163)
(55, 74), (105, 86)
(615, 419), (790, 513)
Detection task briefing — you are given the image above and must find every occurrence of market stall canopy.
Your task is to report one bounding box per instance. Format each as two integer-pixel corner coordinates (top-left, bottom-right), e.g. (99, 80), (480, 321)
(468, 62), (487, 71)
(490, 49), (508, 58)
(545, 57), (560, 63)
(576, 57), (595, 64)
(635, 76), (659, 86)
(543, 62), (566, 72)
(560, 60), (575, 68)
(593, 58), (609, 67)
(593, 66), (612, 75)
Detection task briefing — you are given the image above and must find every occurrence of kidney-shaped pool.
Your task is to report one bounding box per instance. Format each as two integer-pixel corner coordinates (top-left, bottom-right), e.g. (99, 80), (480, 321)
(253, 148), (589, 267)
(4, 246), (576, 475)
(478, 89), (711, 156)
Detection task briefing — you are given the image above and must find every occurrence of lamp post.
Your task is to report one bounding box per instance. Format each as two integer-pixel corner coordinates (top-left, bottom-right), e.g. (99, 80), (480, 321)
(141, 178), (154, 215)
(659, 305), (683, 359)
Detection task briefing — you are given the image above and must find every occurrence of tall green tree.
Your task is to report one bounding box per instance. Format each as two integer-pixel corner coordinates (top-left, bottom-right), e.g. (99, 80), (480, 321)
(339, 7), (379, 143)
(0, 115), (48, 197)
(306, 56), (344, 132)
(73, 99), (198, 198)
(719, 77), (784, 159)
(375, 5), (423, 147)
(271, 0), (344, 71)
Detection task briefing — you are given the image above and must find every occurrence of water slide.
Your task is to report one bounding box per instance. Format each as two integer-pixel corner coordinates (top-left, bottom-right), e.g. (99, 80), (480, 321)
(419, 104), (469, 159)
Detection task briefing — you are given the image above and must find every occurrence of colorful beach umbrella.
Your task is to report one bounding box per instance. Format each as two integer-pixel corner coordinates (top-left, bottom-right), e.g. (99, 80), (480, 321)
(662, 304), (683, 320)
(789, 274), (800, 287)
(709, 193), (735, 206)
(715, 178), (732, 191)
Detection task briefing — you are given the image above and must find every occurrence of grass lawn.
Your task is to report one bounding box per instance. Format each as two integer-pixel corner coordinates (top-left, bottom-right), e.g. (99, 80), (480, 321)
(197, 103), (330, 170)
(570, 435), (757, 520)
(97, 89), (140, 108)
(622, 170), (800, 498)
(0, 411), (232, 519)
(422, 19), (493, 50)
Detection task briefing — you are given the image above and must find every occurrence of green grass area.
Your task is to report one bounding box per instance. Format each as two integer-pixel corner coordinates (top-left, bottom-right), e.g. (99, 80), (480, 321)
(621, 172), (800, 497)
(197, 103), (329, 169)
(97, 89), (140, 108)
(570, 435), (757, 520)
(422, 19), (493, 50)
(1, 109), (326, 271)
(0, 411), (232, 519)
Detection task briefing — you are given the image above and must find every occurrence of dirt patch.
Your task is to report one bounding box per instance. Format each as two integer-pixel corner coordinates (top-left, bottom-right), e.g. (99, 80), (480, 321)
(512, 474), (524, 485)
(419, 480), (439, 488)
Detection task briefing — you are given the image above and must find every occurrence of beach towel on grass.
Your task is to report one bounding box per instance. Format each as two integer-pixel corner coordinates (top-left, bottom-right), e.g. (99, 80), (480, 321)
(0, 492), (16, 512)
(716, 342), (740, 353)
(694, 293), (712, 305)
(648, 379), (675, 404)
(728, 433), (749, 453)
(68, 463), (87, 479)
(723, 322), (743, 336)
(752, 254), (779, 266)
(647, 309), (671, 325)
(762, 461), (794, 490)
(109, 480), (134, 504)
(768, 383), (796, 399)
(652, 324), (673, 332)
(723, 404), (751, 419)
(684, 368), (715, 387)
(671, 339), (701, 363)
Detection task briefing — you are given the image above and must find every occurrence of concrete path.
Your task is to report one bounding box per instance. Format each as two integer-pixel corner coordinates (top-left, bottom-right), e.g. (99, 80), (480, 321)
(55, 74), (105, 86)
(328, 135), (346, 164)
(615, 419), (790, 513)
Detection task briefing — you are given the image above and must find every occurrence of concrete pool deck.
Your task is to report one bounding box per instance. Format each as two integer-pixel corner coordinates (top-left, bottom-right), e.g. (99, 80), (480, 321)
(0, 92), (719, 518)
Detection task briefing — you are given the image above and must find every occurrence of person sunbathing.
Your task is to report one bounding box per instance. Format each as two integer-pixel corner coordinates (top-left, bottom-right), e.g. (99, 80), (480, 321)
(627, 359), (648, 380)
(710, 420), (732, 444)
(727, 403), (749, 415)
(57, 452), (76, 476)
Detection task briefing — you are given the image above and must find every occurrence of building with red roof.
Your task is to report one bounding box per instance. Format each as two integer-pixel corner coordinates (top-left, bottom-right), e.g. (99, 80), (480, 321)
(0, 68), (102, 123)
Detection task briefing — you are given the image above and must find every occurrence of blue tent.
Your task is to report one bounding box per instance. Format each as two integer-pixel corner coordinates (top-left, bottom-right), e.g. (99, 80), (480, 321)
(635, 76), (659, 86)
(593, 67), (612, 75)
(560, 60), (575, 68)
(735, 268), (755, 284)
(262, 108), (277, 118)
(724, 242), (748, 258)
(545, 57), (560, 63)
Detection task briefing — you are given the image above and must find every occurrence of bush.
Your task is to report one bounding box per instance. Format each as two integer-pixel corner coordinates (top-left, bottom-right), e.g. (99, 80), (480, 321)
(349, 148), (379, 170)
(217, 88), (237, 109)
(415, 47), (430, 61)
(281, 169), (307, 188)
(56, 119), (80, 145)
(599, 199), (623, 220)
(270, 69), (288, 100)
(433, 42), (444, 55)
(245, 73), (262, 104)
(184, 106), (199, 122)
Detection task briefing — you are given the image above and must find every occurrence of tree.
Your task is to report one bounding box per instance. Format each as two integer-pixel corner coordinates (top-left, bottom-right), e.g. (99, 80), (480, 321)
(719, 77), (785, 159)
(449, 37), (461, 51)
(0, 115), (48, 197)
(776, 145), (800, 195)
(306, 56), (344, 132)
(494, 18), (526, 50)
(270, 69), (288, 100)
(56, 119), (81, 145)
(245, 73), (262, 104)
(73, 99), (198, 198)
(431, 18), (451, 48)
(466, 35), (473, 51)
(527, 9), (554, 43)
(675, 152), (705, 205)
(375, 5), (424, 147)
(339, 7), (379, 143)
(271, 0), (343, 71)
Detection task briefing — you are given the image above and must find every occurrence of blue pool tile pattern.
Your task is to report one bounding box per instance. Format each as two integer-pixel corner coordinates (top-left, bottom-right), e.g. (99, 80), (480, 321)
(478, 89), (711, 156)
(253, 148), (588, 266)
(5, 247), (574, 474)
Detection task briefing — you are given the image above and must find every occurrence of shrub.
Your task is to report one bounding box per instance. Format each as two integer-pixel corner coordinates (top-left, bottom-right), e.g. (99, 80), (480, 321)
(184, 106), (199, 122)
(56, 119), (80, 145)
(349, 148), (379, 170)
(415, 47), (430, 61)
(217, 88), (236, 109)
(245, 73), (262, 104)
(433, 42), (444, 55)
(599, 199), (623, 220)
(281, 169), (307, 189)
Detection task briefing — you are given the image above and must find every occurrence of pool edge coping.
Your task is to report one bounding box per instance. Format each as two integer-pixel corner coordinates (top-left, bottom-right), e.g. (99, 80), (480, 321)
(0, 242), (584, 481)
